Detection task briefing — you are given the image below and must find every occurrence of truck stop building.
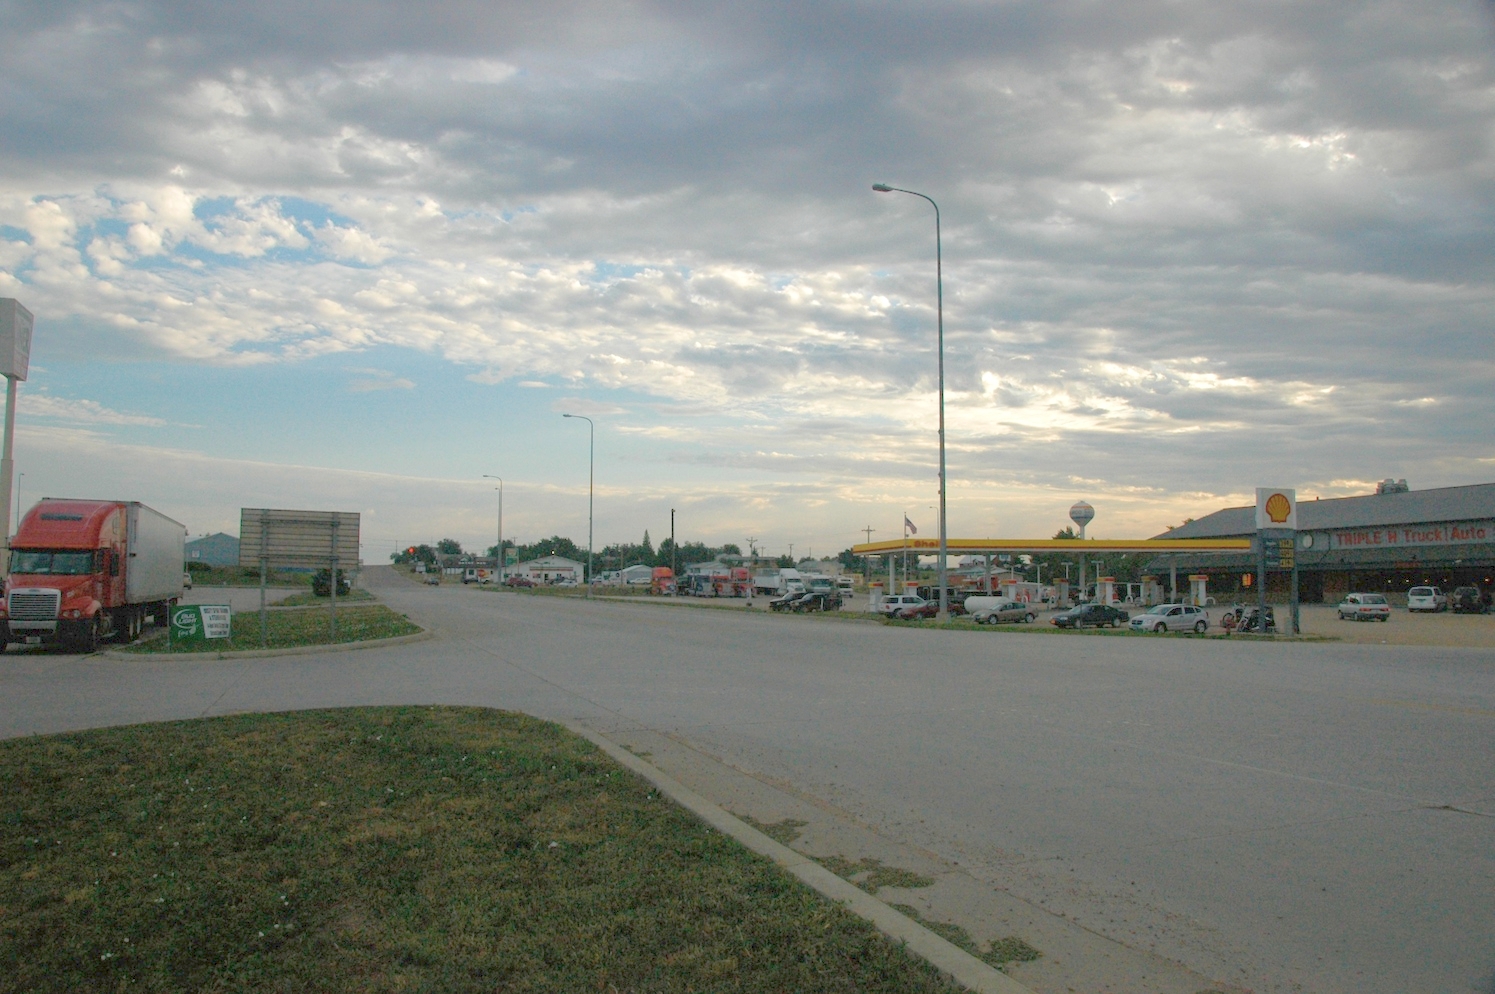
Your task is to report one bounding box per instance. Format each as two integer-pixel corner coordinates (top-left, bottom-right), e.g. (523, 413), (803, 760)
(1146, 481), (1495, 604)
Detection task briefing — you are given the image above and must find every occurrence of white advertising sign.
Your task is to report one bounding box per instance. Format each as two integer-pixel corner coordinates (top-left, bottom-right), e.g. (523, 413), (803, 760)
(199, 604), (232, 639)
(0, 297), (33, 381)
(1255, 487), (1297, 531)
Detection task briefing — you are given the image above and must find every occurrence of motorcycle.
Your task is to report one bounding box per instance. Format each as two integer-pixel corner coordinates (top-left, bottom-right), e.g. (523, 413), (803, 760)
(1221, 604), (1276, 634)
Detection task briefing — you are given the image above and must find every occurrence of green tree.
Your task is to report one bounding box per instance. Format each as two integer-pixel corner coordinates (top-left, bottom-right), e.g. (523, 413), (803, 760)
(513, 536), (584, 562)
(436, 538), (463, 555)
(390, 544), (437, 566)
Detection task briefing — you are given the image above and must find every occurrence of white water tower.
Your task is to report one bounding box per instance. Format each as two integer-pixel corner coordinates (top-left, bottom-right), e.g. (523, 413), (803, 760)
(1069, 501), (1094, 539)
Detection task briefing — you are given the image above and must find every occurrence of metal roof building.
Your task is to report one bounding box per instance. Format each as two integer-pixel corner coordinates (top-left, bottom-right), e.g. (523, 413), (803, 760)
(1147, 482), (1495, 603)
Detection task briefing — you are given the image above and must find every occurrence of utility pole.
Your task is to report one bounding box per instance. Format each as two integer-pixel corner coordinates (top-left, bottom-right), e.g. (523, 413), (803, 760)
(861, 525), (875, 585)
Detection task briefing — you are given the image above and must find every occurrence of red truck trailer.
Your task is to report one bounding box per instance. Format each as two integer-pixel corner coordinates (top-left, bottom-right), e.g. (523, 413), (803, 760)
(2, 499), (186, 652)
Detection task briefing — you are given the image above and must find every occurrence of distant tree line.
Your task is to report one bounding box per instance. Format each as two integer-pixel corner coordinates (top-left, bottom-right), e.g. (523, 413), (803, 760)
(390, 533), (747, 573)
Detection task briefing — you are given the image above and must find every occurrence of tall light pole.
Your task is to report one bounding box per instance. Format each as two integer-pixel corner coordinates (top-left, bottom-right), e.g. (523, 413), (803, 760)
(873, 184), (949, 621)
(0, 299), (33, 580)
(562, 414), (594, 599)
(481, 475), (503, 578)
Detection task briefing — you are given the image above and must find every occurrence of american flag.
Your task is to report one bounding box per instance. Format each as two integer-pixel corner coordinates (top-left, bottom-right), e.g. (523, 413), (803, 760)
(904, 516), (917, 535)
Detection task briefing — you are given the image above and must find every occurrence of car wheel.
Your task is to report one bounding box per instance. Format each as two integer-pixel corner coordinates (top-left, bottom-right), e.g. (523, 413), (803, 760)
(1156, 622), (1168, 633)
(1194, 620), (1207, 633)
(1379, 616), (1388, 622)
(1024, 613), (1035, 624)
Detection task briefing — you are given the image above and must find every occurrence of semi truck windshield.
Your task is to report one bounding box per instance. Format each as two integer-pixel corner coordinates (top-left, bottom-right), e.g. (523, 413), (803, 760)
(10, 550), (98, 575)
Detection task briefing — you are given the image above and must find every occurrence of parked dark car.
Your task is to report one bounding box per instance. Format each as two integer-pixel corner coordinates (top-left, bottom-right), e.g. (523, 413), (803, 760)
(1451, 586), (1490, 614)
(769, 591), (810, 612)
(896, 601), (941, 621)
(914, 586), (969, 615)
(504, 576), (535, 588)
(1051, 603), (1129, 629)
(794, 591), (843, 613)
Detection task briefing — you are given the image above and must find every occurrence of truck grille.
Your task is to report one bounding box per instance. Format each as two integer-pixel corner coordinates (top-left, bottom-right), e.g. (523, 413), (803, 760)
(9, 590), (61, 622)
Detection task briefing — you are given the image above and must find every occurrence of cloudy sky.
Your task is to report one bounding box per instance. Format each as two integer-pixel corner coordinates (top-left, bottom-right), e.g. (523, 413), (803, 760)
(2, 0), (1493, 561)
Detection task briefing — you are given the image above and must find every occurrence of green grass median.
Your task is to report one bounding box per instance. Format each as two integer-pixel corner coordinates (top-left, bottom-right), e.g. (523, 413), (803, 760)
(0, 707), (962, 993)
(123, 604), (422, 653)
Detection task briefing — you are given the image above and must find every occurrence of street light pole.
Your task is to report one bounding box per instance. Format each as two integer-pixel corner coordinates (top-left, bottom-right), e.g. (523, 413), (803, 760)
(482, 475), (503, 578)
(873, 183), (949, 621)
(562, 414), (594, 599)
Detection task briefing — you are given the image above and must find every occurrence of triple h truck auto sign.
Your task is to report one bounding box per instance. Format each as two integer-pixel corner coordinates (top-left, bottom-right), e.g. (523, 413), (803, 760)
(1329, 520), (1493, 550)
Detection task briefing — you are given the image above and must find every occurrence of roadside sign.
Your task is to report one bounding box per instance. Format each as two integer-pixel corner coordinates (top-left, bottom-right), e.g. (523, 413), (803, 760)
(1255, 488), (1297, 531)
(1265, 539), (1295, 569)
(171, 604), (231, 644)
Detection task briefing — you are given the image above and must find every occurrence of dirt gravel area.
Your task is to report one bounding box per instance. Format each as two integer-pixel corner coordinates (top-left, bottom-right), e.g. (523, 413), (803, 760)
(1296, 603), (1495, 647)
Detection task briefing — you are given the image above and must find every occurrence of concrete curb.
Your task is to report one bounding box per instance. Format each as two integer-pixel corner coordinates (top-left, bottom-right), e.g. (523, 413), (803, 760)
(568, 722), (1034, 994)
(101, 628), (433, 661)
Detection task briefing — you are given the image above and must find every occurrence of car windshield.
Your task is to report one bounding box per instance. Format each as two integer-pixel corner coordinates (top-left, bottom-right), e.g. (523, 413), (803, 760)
(1362, 594), (1387, 605)
(11, 549), (97, 575)
(1408, 587), (1432, 596)
(1139, 605), (1174, 615)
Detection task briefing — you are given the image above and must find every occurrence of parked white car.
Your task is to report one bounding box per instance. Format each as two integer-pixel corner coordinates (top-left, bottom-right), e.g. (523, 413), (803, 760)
(963, 596), (1037, 624)
(1405, 586), (1447, 612)
(1128, 603), (1209, 633)
(1337, 593), (1390, 621)
(873, 594), (926, 617)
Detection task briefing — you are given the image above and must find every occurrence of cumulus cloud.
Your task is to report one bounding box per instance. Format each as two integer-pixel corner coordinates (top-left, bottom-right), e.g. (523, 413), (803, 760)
(19, 392), (168, 427)
(0, 0), (1492, 550)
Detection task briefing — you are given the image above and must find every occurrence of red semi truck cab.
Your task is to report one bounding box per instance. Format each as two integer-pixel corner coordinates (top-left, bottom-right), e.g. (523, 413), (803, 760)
(2, 499), (186, 652)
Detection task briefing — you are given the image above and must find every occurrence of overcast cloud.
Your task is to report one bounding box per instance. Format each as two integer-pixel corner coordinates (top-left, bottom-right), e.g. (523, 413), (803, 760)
(2, 0), (1493, 554)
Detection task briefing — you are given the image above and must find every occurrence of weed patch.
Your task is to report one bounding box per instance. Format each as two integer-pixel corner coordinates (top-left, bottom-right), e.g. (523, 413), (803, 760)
(889, 904), (1041, 970)
(739, 815), (808, 847)
(817, 855), (935, 894)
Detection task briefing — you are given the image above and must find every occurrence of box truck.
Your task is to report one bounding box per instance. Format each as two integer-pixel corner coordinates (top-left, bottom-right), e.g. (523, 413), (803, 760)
(3, 499), (186, 652)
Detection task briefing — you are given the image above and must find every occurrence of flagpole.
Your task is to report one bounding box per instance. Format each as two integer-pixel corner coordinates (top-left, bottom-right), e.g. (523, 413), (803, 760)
(903, 511), (909, 596)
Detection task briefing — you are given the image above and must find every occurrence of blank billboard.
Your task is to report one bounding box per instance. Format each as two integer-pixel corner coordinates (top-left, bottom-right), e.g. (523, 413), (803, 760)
(239, 508), (360, 568)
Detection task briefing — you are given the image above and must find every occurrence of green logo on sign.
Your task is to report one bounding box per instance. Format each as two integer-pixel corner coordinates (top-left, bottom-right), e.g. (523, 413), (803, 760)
(172, 606), (204, 642)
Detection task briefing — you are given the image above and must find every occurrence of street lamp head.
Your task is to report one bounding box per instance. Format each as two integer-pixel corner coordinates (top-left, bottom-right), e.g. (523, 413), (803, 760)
(562, 413), (574, 418)
(871, 183), (892, 192)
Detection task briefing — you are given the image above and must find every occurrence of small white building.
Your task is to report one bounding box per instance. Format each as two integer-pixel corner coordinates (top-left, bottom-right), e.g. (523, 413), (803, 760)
(510, 555), (585, 584)
(619, 564), (654, 585)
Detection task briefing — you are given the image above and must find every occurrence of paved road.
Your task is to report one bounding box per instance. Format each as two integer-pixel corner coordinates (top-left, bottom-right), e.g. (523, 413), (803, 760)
(3, 567), (1491, 993)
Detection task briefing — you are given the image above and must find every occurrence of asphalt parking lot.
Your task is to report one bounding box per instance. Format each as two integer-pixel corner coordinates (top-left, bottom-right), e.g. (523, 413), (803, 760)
(589, 586), (1495, 647)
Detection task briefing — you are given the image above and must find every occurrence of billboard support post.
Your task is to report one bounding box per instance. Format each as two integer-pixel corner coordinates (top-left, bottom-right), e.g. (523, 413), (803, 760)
(240, 508), (361, 647)
(0, 298), (33, 581)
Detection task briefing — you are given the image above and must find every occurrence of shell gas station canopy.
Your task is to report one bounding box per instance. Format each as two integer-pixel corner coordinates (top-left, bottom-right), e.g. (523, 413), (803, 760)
(851, 537), (1251, 556)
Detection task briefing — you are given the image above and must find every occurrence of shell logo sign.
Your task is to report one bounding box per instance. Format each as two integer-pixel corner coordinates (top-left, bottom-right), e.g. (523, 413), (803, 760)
(1255, 487), (1297, 531)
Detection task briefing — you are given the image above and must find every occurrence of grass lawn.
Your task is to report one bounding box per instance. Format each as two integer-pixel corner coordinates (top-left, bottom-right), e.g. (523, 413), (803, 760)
(186, 565), (315, 588)
(0, 707), (963, 993)
(122, 605), (422, 654)
(272, 589), (376, 607)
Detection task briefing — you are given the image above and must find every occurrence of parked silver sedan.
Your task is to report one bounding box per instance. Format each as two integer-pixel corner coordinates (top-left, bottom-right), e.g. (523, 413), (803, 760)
(963, 596), (1037, 624)
(1129, 603), (1209, 633)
